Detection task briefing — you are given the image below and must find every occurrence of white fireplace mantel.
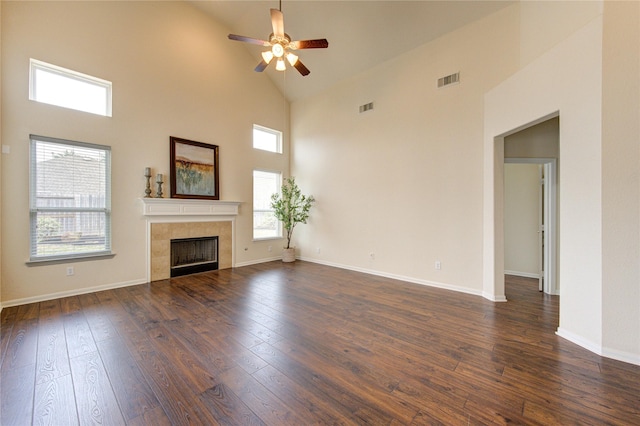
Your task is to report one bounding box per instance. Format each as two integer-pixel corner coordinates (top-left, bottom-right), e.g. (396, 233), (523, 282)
(140, 198), (241, 217)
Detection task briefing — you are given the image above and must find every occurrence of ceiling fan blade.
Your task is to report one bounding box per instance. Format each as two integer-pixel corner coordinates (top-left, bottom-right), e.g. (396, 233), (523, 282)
(228, 34), (270, 47)
(270, 8), (285, 39)
(293, 59), (310, 76)
(255, 60), (270, 72)
(289, 39), (329, 50)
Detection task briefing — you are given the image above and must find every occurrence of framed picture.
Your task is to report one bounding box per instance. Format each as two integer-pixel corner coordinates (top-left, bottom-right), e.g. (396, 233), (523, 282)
(170, 136), (219, 200)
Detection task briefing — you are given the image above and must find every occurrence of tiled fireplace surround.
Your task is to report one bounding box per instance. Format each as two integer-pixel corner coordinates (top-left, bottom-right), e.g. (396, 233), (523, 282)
(141, 198), (241, 282)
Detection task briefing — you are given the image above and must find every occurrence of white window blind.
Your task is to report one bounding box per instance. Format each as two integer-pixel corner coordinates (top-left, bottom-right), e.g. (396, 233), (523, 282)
(30, 135), (112, 261)
(253, 170), (281, 239)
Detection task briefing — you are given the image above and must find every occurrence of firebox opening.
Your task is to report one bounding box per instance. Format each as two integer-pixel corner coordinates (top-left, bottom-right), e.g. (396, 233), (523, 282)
(170, 236), (218, 278)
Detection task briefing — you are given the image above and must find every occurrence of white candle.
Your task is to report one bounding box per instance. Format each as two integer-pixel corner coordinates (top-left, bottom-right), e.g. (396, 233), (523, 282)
(156, 173), (163, 183)
(144, 167), (151, 177)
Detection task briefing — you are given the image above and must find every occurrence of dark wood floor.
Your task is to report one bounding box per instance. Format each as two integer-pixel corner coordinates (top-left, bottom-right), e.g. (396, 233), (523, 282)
(1, 262), (639, 425)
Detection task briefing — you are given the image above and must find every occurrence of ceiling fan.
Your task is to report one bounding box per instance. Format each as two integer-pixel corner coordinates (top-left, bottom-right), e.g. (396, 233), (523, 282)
(227, 3), (328, 76)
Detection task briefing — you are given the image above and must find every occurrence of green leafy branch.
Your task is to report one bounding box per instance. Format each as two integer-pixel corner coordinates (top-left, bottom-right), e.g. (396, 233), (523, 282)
(270, 177), (315, 249)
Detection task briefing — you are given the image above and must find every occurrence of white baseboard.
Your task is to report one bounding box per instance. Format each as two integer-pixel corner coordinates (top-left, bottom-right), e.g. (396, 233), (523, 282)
(2, 257), (285, 307)
(483, 291), (508, 302)
(1, 278), (148, 308)
(299, 256), (484, 297)
(504, 270), (539, 279)
(556, 327), (640, 367)
(234, 256), (282, 267)
(601, 346), (640, 366)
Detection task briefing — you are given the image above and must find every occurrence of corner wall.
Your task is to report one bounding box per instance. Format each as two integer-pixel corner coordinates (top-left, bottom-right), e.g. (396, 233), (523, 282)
(485, 16), (604, 349)
(291, 5), (522, 296)
(485, 6), (639, 365)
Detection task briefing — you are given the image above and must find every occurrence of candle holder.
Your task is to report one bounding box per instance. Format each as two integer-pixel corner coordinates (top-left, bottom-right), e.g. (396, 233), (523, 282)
(155, 174), (164, 198)
(144, 167), (152, 198)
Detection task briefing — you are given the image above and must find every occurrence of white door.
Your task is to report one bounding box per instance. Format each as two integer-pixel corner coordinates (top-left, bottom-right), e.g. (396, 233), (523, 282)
(538, 165), (544, 292)
(542, 160), (557, 295)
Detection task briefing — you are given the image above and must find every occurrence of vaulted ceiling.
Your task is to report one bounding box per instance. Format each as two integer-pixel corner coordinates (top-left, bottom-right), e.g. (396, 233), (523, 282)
(189, 1), (514, 102)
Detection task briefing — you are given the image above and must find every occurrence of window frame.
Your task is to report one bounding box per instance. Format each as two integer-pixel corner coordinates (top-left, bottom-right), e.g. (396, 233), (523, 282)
(29, 135), (112, 262)
(29, 58), (113, 117)
(252, 169), (282, 241)
(253, 124), (283, 154)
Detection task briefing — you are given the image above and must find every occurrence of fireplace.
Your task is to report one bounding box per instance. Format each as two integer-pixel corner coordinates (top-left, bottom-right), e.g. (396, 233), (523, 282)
(170, 236), (218, 277)
(141, 198), (240, 282)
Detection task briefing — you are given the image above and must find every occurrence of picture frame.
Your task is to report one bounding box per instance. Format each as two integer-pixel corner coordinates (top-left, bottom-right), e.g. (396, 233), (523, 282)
(170, 136), (219, 200)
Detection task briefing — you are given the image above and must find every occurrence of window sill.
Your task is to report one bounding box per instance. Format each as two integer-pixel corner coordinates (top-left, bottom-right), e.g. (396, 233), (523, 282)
(253, 237), (283, 242)
(26, 252), (116, 266)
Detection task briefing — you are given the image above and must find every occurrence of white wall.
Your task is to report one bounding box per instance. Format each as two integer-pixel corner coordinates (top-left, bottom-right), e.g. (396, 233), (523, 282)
(291, 5), (522, 296)
(504, 164), (539, 278)
(601, 0), (640, 363)
(518, 0), (603, 68)
(291, 2), (600, 299)
(0, 1), (289, 305)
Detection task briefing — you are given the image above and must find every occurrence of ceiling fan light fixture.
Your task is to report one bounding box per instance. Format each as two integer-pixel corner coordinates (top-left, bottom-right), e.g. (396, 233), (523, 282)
(261, 51), (274, 64)
(227, 5), (328, 76)
(286, 52), (299, 66)
(272, 43), (285, 58)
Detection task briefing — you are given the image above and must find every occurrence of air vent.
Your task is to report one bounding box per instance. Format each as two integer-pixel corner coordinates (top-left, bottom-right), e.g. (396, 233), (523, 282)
(359, 102), (374, 113)
(437, 72), (460, 88)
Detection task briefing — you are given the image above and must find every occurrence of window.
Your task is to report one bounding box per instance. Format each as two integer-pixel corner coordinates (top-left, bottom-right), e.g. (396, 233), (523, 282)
(253, 170), (281, 240)
(253, 124), (282, 153)
(29, 59), (112, 117)
(30, 135), (112, 261)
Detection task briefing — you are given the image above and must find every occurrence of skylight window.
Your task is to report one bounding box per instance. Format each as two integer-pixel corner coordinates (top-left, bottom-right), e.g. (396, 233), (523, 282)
(29, 59), (112, 117)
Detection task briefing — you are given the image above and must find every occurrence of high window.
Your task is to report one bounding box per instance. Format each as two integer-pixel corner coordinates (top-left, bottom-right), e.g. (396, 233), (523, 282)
(253, 124), (282, 153)
(29, 59), (112, 117)
(30, 135), (112, 261)
(253, 170), (281, 240)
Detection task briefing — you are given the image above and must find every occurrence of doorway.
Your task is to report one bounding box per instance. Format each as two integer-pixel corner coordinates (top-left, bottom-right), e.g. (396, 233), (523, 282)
(502, 116), (559, 296)
(504, 159), (557, 295)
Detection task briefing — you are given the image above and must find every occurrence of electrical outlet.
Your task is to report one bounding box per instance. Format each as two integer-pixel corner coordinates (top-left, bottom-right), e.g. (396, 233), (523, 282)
(66, 266), (74, 276)
(435, 261), (441, 270)
(268, 245), (272, 252)
(316, 247), (321, 254)
(370, 252), (375, 260)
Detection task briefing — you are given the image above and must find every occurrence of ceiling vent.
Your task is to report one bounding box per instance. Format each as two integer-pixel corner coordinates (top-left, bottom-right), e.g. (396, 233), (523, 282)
(437, 72), (460, 88)
(359, 102), (374, 113)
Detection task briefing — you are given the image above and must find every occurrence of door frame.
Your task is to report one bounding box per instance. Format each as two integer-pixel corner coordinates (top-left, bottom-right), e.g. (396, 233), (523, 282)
(505, 158), (558, 295)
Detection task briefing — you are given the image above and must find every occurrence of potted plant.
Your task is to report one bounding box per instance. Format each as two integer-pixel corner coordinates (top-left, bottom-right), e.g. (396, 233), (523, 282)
(270, 176), (315, 262)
